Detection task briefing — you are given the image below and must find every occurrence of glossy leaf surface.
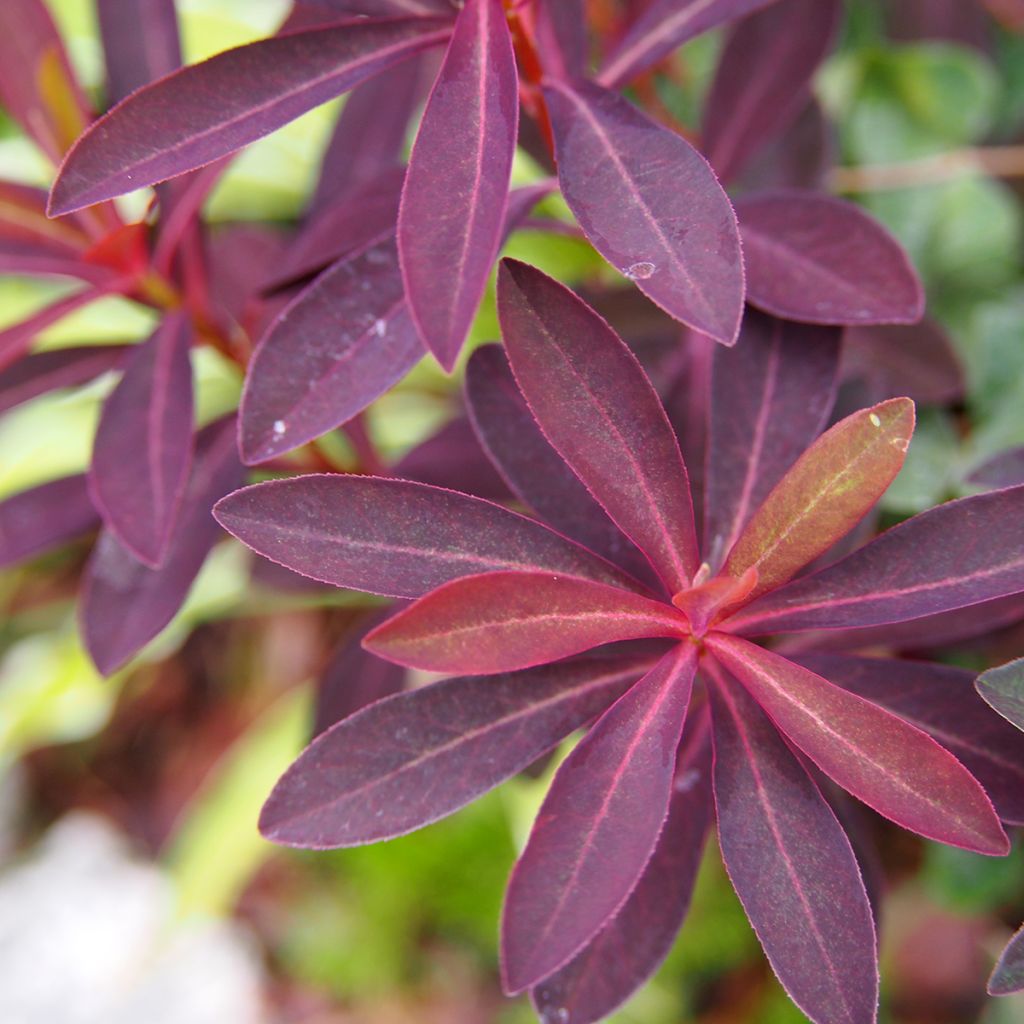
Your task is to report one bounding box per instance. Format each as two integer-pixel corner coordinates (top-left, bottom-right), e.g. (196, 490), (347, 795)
(364, 572), (688, 673)
(709, 673), (878, 1024)
(498, 259), (699, 591)
(214, 475), (641, 598)
(990, 925), (1024, 996)
(544, 80), (744, 345)
(708, 635), (1009, 855)
(502, 645), (697, 993)
(262, 652), (652, 847)
(723, 399), (914, 598)
(399, 0), (517, 369)
(976, 658), (1024, 733)
(0, 475), (98, 568)
(89, 314), (195, 568)
(736, 191), (924, 325)
(49, 17), (450, 214)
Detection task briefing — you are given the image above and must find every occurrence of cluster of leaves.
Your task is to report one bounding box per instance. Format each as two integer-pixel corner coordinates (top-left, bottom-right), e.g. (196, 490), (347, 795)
(2, 0), (1024, 1021)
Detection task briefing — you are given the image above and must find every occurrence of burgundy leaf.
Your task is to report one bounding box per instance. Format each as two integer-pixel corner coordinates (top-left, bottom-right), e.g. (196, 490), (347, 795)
(0, 475), (98, 567)
(544, 80), (744, 345)
(239, 235), (422, 464)
(48, 17), (451, 215)
(798, 653), (1024, 825)
(286, 0), (453, 25)
(80, 417), (244, 675)
(976, 658), (1024, 734)
(702, 0), (841, 184)
(398, 0), (518, 369)
(535, 0), (589, 80)
(314, 611), (407, 736)
(501, 644), (697, 994)
(726, 486), (1024, 635)
(708, 670), (878, 1024)
(736, 190), (924, 326)
(262, 650), (652, 847)
(990, 925), (1024, 996)
(704, 310), (840, 570)
(363, 571), (688, 673)
(89, 315), (195, 569)
(707, 635), (1009, 855)
(737, 99), (834, 193)
(598, 0), (780, 89)
(97, 0), (181, 104)
(968, 448), (1024, 490)
(531, 711), (713, 1024)
(213, 475), (644, 598)
(0, 345), (128, 416)
(464, 344), (639, 569)
(498, 259), (699, 592)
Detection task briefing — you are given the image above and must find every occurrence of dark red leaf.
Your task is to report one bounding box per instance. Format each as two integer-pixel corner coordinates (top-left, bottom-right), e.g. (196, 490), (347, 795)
(544, 80), (744, 345)
(0, 475), (98, 567)
(501, 644), (698, 993)
(97, 0), (181, 104)
(968, 448), (1024, 490)
(535, 0), (588, 80)
(737, 99), (834, 192)
(0, 344), (128, 416)
(976, 658), (1024, 734)
(989, 925), (1024, 996)
(261, 650), (651, 847)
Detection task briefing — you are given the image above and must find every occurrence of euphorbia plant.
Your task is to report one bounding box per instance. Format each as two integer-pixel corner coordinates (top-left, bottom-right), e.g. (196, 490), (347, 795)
(215, 261), (1024, 1024)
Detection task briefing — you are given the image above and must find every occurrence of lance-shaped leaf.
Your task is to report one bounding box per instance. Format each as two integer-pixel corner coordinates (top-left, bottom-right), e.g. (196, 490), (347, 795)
(977, 658), (1024, 733)
(0, 475), (98, 567)
(969, 448), (1024, 491)
(598, 0), (779, 89)
(364, 572), (688, 674)
(214, 475), (643, 598)
(707, 670), (878, 1024)
(399, 0), (518, 369)
(0, 0), (92, 162)
(704, 310), (840, 570)
(464, 344), (637, 569)
(262, 651), (652, 847)
(722, 399), (914, 598)
(89, 315), (194, 568)
(544, 81), (744, 346)
(0, 345), (128, 415)
(97, 0), (181, 104)
(702, 0), (840, 184)
(81, 418), (244, 676)
(800, 653), (1024, 826)
(532, 712), (713, 1024)
(535, 0), (588, 80)
(502, 644), (697, 994)
(239, 235), (421, 464)
(739, 99), (833, 192)
(48, 17), (451, 215)
(498, 259), (699, 592)
(737, 191), (924, 326)
(707, 635), (1009, 855)
(990, 925), (1024, 996)
(726, 485), (1024, 634)
(287, 0), (453, 24)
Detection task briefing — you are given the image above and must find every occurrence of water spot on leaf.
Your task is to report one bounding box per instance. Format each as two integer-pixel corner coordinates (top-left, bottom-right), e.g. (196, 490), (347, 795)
(622, 261), (656, 280)
(869, 413), (881, 428)
(272, 420), (287, 438)
(373, 318), (387, 337)
(674, 768), (701, 793)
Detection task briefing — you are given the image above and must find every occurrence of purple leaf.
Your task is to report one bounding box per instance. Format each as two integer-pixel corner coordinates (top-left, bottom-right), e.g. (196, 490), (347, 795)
(535, 0), (588, 80)
(968, 448), (1024, 490)
(213, 475), (645, 598)
(498, 259), (699, 593)
(48, 17), (451, 215)
(398, 0), (518, 369)
(799, 653), (1024, 826)
(708, 670), (878, 1024)
(736, 190), (925, 326)
(737, 99), (834, 192)
(463, 344), (640, 570)
(239, 235), (422, 464)
(531, 711), (713, 1024)
(89, 315), (195, 569)
(707, 635), (1009, 855)
(726, 486), (1024, 635)
(598, 0), (780, 89)
(97, 0), (181, 104)
(544, 80), (744, 345)
(363, 571), (689, 674)
(262, 650), (652, 847)
(702, 0), (841, 184)
(704, 310), (840, 570)
(976, 658), (1024, 734)
(0, 345), (129, 416)
(501, 644), (697, 994)
(313, 611), (406, 736)
(80, 417), (244, 675)
(990, 925), (1024, 996)
(0, 475), (98, 567)
(286, 0), (453, 25)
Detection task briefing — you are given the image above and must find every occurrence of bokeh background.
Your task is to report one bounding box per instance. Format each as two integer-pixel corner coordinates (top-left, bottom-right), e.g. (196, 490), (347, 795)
(2, 1), (1024, 1021)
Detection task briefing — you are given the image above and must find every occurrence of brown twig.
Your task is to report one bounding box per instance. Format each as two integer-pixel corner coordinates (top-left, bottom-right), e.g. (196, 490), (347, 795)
(829, 145), (1024, 193)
